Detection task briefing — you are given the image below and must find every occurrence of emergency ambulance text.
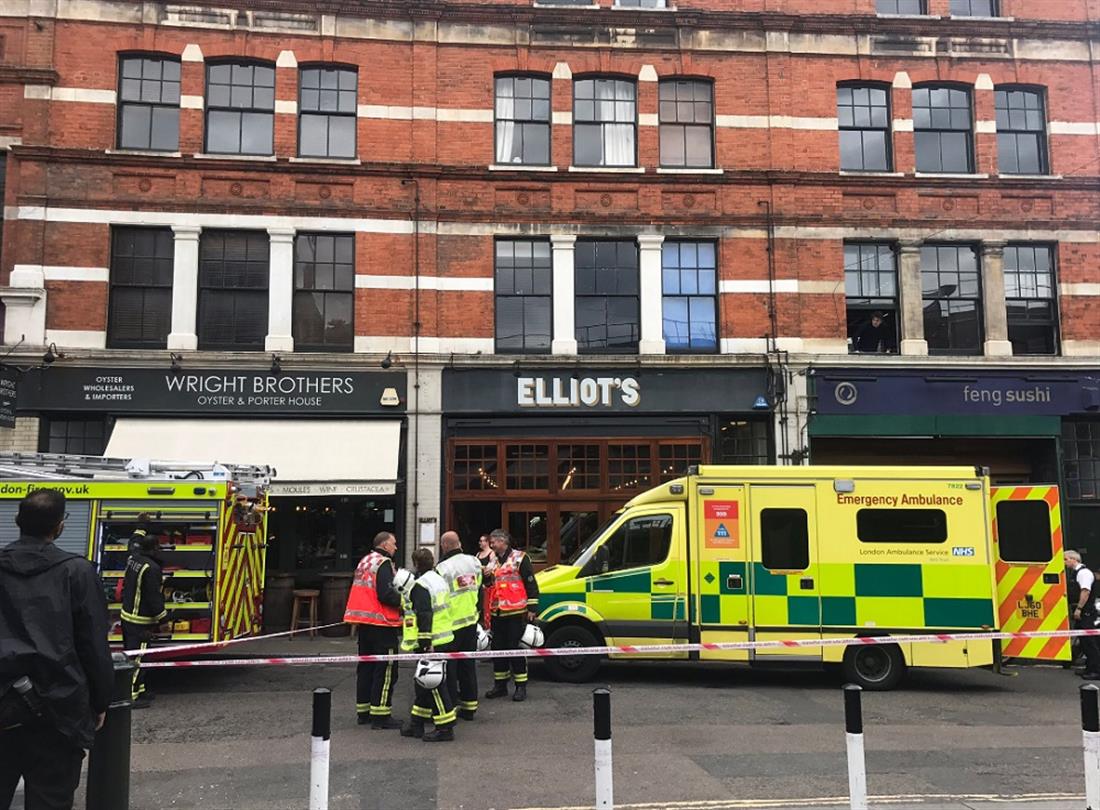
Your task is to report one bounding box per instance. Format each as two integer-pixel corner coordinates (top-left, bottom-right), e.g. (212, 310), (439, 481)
(837, 493), (964, 507)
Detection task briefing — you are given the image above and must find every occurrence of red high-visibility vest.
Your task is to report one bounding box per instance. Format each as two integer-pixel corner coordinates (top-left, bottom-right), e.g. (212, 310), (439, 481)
(488, 549), (529, 617)
(344, 551), (402, 627)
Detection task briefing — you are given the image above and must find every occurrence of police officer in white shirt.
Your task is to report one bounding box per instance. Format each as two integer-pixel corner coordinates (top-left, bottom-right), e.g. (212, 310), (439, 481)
(1066, 550), (1100, 679)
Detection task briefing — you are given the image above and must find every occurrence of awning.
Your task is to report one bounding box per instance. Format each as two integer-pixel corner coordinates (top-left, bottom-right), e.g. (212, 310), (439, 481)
(105, 418), (401, 496)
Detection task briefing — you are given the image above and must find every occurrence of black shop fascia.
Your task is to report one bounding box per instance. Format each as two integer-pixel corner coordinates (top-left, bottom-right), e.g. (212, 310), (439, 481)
(441, 366), (772, 568)
(16, 365), (408, 583)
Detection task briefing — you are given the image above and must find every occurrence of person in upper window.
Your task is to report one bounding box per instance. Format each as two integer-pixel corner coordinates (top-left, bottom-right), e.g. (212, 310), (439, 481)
(853, 311), (894, 353)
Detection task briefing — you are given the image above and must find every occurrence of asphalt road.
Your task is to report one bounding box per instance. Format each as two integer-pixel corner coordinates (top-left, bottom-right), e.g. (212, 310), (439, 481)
(10, 644), (1093, 810)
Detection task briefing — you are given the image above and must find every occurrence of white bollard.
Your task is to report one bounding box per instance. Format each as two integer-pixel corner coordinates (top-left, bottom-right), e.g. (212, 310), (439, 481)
(1082, 684), (1100, 810)
(310, 688), (331, 810)
(844, 684), (868, 810)
(593, 687), (613, 809)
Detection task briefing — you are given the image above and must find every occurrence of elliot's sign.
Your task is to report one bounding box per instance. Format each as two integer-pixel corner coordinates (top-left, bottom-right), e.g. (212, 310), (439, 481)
(517, 376), (640, 409)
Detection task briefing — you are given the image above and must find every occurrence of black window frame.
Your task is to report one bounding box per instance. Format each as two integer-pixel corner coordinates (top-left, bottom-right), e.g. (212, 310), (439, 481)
(661, 239), (718, 354)
(658, 78), (715, 169)
(877, 0), (927, 12)
(107, 226), (174, 350)
(574, 239), (640, 354)
(292, 232), (355, 353)
(40, 416), (108, 456)
(1063, 420), (1100, 502)
(921, 244), (984, 356)
(837, 82), (892, 172)
(1004, 243), (1059, 356)
(494, 238), (553, 354)
(197, 230), (270, 352)
(494, 73), (552, 167)
(844, 242), (899, 354)
(950, 0), (999, 15)
(204, 59), (276, 156)
(297, 64), (358, 160)
(913, 84), (975, 174)
(995, 85), (1049, 176)
(857, 509), (948, 543)
(573, 75), (638, 169)
(116, 53), (181, 152)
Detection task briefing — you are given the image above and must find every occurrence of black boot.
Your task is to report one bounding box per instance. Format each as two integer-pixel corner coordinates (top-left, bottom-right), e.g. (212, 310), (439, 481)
(457, 709), (476, 721)
(485, 682), (509, 699)
(512, 683), (527, 702)
(357, 713), (371, 726)
(371, 716), (402, 730)
(423, 725), (455, 742)
(401, 719), (425, 738)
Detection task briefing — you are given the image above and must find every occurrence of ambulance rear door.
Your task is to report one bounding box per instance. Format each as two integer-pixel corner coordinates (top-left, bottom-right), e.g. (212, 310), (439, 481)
(991, 485), (1070, 662)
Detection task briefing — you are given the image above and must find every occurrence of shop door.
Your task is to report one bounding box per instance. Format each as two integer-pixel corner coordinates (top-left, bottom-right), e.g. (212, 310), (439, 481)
(748, 486), (822, 661)
(505, 504), (551, 567)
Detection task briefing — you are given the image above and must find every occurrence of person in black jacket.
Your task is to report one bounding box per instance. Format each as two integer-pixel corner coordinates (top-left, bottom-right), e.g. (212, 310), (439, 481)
(0, 489), (113, 810)
(120, 525), (166, 707)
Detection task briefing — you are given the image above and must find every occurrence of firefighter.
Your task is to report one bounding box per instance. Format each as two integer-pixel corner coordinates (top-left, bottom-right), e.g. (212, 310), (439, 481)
(344, 532), (404, 728)
(435, 531), (483, 720)
(400, 548), (457, 742)
(483, 528), (539, 702)
(120, 525), (166, 708)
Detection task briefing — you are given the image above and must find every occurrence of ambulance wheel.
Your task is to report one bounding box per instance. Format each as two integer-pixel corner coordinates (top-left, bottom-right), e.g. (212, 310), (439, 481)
(544, 625), (602, 683)
(842, 643), (905, 691)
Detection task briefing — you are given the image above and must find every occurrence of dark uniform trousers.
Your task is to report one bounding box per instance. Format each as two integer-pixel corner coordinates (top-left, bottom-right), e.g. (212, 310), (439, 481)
(0, 722), (85, 810)
(491, 612), (528, 684)
(121, 621), (154, 700)
(441, 623), (479, 714)
(356, 624), (400, 718)
(1078, 613), (1100, 674)
(410, 676), (456, 729)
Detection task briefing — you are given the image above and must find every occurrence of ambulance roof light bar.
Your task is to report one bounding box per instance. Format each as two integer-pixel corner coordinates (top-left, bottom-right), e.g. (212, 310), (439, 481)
(0, 452), (272, 488)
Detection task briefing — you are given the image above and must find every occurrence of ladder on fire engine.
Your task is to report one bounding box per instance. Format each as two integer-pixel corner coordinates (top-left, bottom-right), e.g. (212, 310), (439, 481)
(0, 451), (272, 488)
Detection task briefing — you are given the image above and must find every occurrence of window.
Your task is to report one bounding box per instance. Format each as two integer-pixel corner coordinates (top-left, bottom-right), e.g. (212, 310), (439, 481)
(995, 88), (1048, 175)
(950, 0), (997, 14)
(586, 514), (673, 577)
(857, 509), (948, 543)
(293, 233), (354, 352)
(505, 444), (551, 490)
(717, 419), (770, 464)
(877, 0), (925, 11)
(608, 444), (651, 491)
(659, 79), (713, 168)
(107, 227), (173, 349)
(575, 240), (639, 353)
(761, 508), (809, 570)
(0, 153), (4, 266)
(615, 0), (667, 6)
(574, 78), (636, 168)
(1004, 245), (1058, 355)
(453, 444), (499, 491)
(197, 231), (269, 351)
(845, 243), (898, 354)
(42, 418), (107, 455)
(659, 443), (703, 482)
(205, 62), (274, 156)
(837, 85), (891, 172)
(117, 55), (180, 151)
(913, 86), (973, 173)
(495, 239), (552, 353)
(557, 444), (601, 491)
(298, 66), (357, 159)
(1063, 421), (1100, 501)
(662, 241), (717, 352)
(495, 75), (551, 166)
(921, 245), (983, 355)
(996, 501), (1052, 563)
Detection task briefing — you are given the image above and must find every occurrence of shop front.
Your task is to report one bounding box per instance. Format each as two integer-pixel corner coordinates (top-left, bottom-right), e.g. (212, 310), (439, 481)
(16, 366), (407, 582)
(442, 367), (772, 567)
(809, 367), (1100, 557)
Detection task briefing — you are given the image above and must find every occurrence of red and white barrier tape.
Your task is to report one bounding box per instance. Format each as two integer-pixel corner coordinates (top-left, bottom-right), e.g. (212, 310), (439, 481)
(122, 621), (347, 658)
(140, 626), (1094, 670)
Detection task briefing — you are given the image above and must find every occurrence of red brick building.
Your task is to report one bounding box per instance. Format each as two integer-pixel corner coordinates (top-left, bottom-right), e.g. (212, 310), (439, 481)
(0, 0), (1097, 574)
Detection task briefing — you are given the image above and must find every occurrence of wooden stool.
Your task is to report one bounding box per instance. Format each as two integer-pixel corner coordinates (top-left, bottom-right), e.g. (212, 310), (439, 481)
(290, 589), (320, 640)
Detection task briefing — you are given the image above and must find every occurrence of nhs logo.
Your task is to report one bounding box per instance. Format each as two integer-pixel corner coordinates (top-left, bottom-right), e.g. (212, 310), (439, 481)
(952, 547), (976, 557)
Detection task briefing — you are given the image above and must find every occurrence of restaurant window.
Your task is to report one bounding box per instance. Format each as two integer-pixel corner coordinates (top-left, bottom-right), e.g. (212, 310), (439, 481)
(608, 444), (651, 491)
(659, 79), (713, 168)
(107, 226), (173, 349)
(505, 444), (550, 491)
(717, 419), (770, 464)
(761, 508), (809, 570)
(298, 66), (357, 159)
(117, 55), (180, 151)
(1004, 244), (1058, 355)
(575, 240), (639, 353)
(557, 444), (601, 491)
(913, 85), (973, 173)
(574, 77), (636, 168)
(659, 442), (704, 482)
(877, 0), (925, 12)
(662, 241), (717, 353)
(845, 243), (898, 354)
(205, 61), (274, 156)
(453, 444), (499, 491)
(995, 87), (1048, 175)
(950, 0), (997, 14)
(1063, 421), (1100, 501)
(495, 75), (551, 166)
(921, 245), (982, 355)
(838, 84), (891, 172)
(42, 418), (107, 455)
(495, 239), (552, 353)
(293, 233), (354, 352)
(197, 230), (269, 351)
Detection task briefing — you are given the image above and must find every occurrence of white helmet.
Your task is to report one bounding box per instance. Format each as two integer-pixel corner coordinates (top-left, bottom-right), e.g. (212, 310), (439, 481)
(520, 623), (545, 649)
(476, 624), (491, 652)
(393, 568), (415, 597)
(414, 659), (446, 690)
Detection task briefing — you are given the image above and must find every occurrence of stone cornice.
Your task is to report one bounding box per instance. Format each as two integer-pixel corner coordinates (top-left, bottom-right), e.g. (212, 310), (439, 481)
(0, 66), (59, 86)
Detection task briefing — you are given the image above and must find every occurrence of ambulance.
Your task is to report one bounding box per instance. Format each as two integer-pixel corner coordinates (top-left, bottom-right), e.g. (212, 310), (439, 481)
(534, 465), (1068, 689)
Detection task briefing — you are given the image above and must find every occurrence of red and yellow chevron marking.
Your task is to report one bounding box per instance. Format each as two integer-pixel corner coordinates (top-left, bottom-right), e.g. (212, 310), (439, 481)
(991, 485), (1070, 661)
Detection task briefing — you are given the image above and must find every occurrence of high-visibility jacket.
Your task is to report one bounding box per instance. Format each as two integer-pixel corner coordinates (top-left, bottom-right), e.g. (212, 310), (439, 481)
(120, 551), (166, 626)
(435, 551), (482, 631)
(344, 551), (402, 627)
(401, 570), (455, 650)
(488, 549), (531, 617)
